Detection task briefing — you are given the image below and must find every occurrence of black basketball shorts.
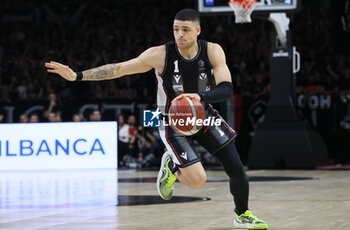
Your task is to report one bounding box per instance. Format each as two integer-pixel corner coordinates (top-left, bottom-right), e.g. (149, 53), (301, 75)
(158, 105), (237, 168)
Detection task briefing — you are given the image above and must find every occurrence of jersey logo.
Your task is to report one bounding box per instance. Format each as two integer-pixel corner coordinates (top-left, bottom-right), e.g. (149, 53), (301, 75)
(198, 60), (205, 68)
(173, 74), (181, 84)
(205, 86), (211, 91)
(180, 152), (188, 160)
(173, 85), (184, 92)
(199, 73), (207, 80)
(198, 60), (206, 73)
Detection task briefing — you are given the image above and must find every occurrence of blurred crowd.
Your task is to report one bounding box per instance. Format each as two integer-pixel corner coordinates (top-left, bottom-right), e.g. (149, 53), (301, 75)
(1, 0), (348, 106)
(0, 0), (349, 165)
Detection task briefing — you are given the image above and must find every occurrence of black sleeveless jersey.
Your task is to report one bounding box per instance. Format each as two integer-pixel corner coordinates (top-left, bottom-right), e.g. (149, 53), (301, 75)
(155, 40), (215, 114)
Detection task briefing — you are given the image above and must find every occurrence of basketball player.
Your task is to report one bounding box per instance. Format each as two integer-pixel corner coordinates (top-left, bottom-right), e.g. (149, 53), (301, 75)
(45, 9), (268, 229)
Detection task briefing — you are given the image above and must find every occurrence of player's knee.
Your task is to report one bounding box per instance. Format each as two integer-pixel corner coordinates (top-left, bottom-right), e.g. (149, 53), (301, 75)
(227, 164), (245, 178)
(189, 172), (207, 189)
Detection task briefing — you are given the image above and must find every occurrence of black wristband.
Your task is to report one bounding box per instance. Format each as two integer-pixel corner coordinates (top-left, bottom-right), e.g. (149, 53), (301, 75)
(75, 72), (83, 81)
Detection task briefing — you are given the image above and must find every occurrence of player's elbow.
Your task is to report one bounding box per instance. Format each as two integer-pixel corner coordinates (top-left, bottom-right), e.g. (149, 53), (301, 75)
(223, 82), (233, 98)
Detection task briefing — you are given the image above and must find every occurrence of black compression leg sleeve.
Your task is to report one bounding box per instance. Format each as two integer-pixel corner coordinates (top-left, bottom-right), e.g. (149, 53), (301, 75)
(214, 140), (249, 215)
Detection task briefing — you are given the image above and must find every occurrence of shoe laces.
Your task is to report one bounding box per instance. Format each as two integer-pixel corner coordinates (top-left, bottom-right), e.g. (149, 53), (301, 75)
(240, 211), (265, 224)
(164, 171), (176, 187)
(239, 211), (253, 218)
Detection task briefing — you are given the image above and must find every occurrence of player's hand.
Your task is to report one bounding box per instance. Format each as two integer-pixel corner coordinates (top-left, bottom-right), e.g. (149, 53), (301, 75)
(45, 61), (77, 81)
(174, 93), (201, 102)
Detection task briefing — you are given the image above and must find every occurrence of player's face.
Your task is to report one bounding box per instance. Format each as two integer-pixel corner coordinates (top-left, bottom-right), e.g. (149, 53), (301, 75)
(173, 20), (201, 49)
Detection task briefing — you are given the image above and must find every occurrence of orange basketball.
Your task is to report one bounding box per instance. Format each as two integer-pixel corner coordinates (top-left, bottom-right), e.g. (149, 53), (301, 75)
(168, 96), (206, 136)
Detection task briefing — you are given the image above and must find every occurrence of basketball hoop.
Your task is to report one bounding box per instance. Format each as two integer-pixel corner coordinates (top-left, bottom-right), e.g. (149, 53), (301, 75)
(228, 0), (257, 23)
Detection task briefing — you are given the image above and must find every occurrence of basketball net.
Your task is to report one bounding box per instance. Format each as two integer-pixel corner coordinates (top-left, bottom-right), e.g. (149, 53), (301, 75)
(228, 0), (257, 23)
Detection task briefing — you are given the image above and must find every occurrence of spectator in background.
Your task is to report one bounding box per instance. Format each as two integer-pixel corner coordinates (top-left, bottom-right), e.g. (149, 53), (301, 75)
(136, 126), (163, 167)
(88, 109), (102, 121)
(127, 114), (138, 157)
(0, 109), (4, 123)
(29, 113), (39, 123)
(48, 112), (57, 122)
(43, 92), (62, 119)
(17, 78), (28, 100)
(127, 114), (137, 136)
(26, 79), (41, 100)
(55, 112), (62, 122)
(117, 114), (130, 166)
(72, 113), (83, 122)
(19, 114), (29, 123)
(135, 126), (152, 162)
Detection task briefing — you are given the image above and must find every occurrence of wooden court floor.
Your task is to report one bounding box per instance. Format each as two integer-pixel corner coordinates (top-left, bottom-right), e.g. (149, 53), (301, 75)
(0, 169), (349, 230)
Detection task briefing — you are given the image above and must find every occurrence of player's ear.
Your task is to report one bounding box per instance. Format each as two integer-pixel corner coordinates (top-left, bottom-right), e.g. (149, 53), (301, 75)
(196, 26), (201, 36)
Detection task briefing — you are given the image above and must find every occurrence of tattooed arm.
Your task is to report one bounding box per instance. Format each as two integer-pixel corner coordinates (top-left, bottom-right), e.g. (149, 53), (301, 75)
(80, 64), (117, 81)
(45, 45), (165, 81)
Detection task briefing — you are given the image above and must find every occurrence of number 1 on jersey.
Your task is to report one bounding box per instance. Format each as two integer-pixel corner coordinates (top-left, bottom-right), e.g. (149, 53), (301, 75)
(174, 60), (179, 73)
